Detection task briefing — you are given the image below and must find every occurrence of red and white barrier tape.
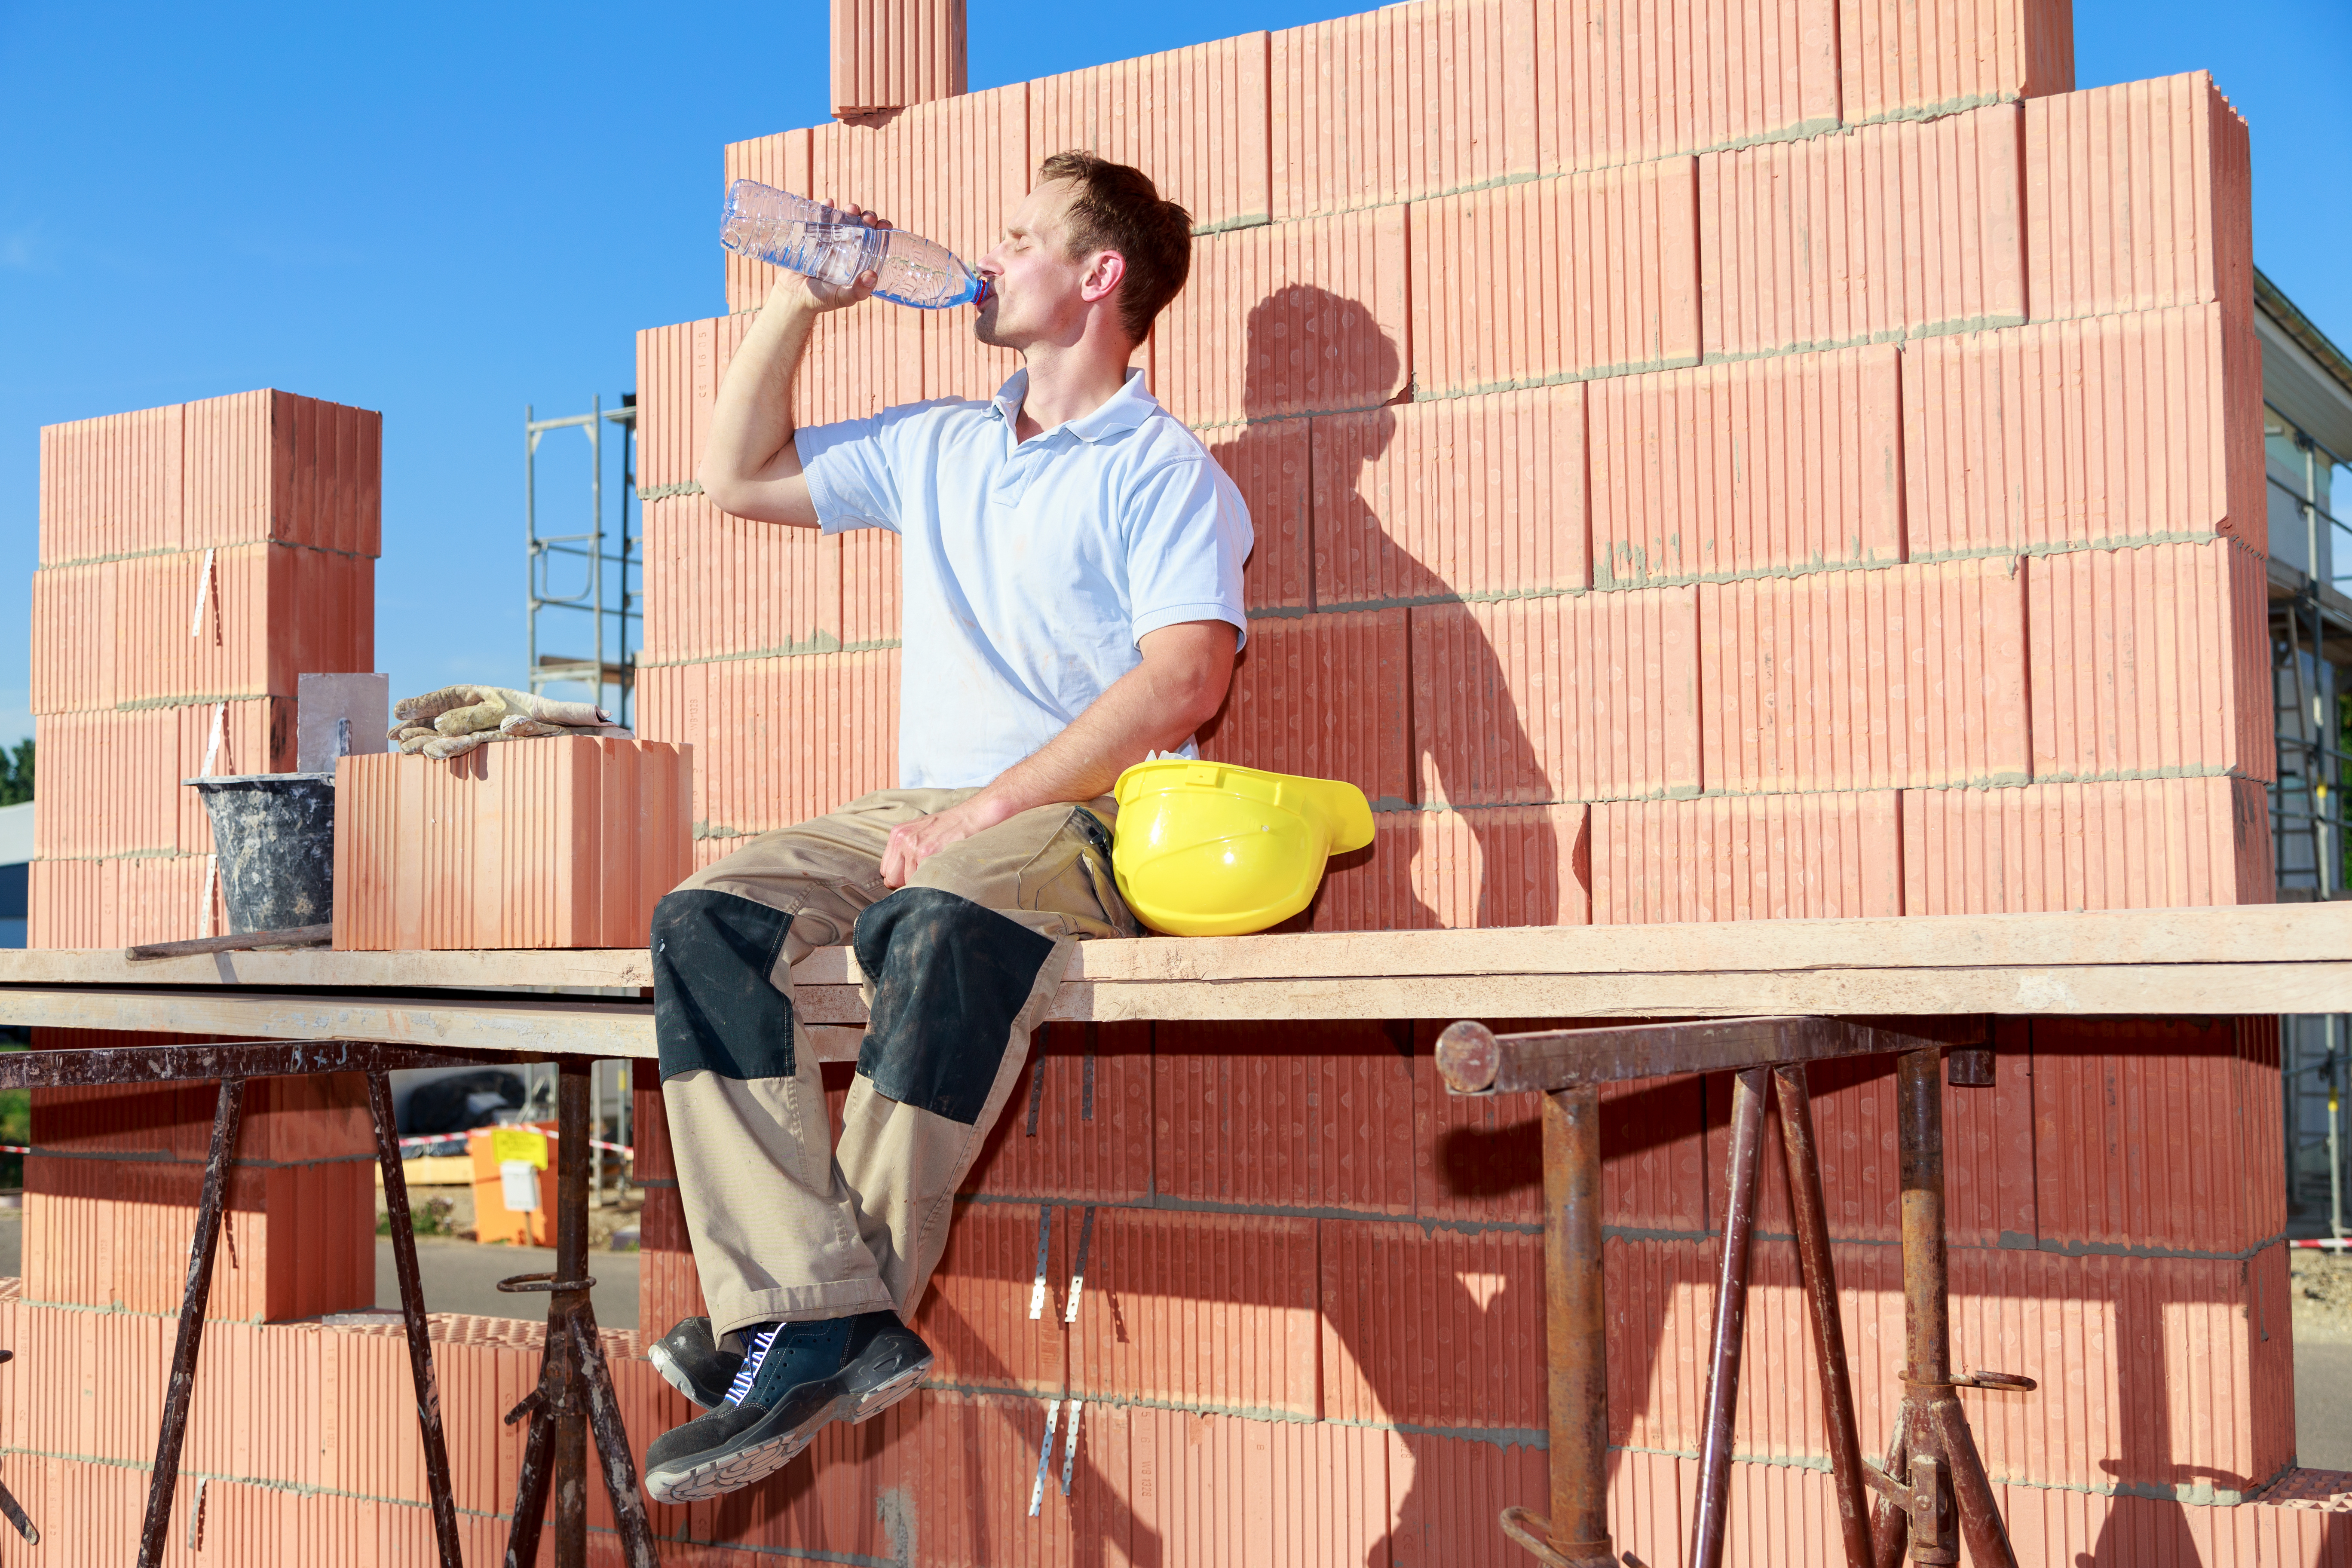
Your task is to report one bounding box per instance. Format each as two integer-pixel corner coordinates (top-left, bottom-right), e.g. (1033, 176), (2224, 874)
(392, 1132), (632, 1158)
(0, 1138), (632, 1160)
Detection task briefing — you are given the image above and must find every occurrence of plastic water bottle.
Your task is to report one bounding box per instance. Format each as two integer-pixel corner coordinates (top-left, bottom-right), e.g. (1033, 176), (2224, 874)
(720, 180), (984, 310)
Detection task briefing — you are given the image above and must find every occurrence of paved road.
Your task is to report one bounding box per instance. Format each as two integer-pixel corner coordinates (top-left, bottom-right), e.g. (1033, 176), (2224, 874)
(0, 1212), (638, 1330)
(374, 1236), (640, 1330)
(2299, 1341), (2352, 1470)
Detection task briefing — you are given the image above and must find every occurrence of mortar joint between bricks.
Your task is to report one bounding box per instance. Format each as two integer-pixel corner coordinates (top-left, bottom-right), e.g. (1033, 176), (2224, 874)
(0, 1448), (527, 1517)
(22, 1147), (379, 1170)
(952, 1191), (1544, 1233)
(25, 848), (212, 865)
(34, 539), (381, 572)
(114, 692), (279, 713)
(637, 637), (897, 671)
(1838, 93), (2019, 129)
(1696, 312), (2026, 368)
(1289, 584), (1591, 617)
(1911, 533), (2259, 565)
(919, 1380), (1323, 1427)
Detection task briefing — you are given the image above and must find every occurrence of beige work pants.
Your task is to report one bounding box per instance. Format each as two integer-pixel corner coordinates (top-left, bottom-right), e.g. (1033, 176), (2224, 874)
(652, 787), (1132, 1340)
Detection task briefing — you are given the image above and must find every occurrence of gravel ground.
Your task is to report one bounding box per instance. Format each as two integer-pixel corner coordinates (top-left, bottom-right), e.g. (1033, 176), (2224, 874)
(374, 1235), (639, 1328)
(375, 1182), (643, 1249)
(2294, 1249), (2352, 1344)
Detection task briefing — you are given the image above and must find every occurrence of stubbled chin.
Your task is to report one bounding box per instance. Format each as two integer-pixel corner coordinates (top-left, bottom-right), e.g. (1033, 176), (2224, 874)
(973, 307), (1006, 348)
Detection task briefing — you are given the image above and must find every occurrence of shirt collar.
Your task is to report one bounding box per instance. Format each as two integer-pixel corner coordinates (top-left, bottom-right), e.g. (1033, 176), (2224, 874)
(989, 367), (1158, 444)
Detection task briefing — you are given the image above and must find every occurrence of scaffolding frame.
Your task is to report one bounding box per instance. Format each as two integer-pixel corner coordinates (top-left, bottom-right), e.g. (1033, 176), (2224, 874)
(525, 396), (641, 727)
(521, 399), (645, 1222)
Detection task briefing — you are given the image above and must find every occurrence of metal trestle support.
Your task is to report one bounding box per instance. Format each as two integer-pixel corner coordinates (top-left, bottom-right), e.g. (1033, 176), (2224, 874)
(499, 1057), (659, 1568)
(1439, 1016), (2034, 1568)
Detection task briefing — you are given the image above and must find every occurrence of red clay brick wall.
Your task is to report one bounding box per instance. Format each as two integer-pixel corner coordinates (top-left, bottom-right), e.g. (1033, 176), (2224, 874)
(644, 67), (2266, 927)
(623, 1017), (2303, 1565)
(830, 0), (966, 119)
(0, 1285), (680, 1561)
(21, 1035), (376, 1322)
(30, 388), (381, 947)
(0, 1017), (2313, 1568)
(612, 6), (2297, 1562)
(19, 390), (384, 1354)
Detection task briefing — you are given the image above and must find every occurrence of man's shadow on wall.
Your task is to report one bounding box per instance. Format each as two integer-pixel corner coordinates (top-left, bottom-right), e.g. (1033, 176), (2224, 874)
(1198, 290), (1592, 1564)
(1200, 286), (1566, 933)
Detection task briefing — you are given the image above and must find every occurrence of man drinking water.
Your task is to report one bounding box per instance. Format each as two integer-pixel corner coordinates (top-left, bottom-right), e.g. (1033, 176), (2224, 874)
(641, 153), (1251, 1503)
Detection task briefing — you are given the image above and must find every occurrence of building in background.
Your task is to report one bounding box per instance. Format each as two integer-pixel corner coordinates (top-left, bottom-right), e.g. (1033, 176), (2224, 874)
(0, 802), (28, 949)
(2263, 270), (2352, 1229)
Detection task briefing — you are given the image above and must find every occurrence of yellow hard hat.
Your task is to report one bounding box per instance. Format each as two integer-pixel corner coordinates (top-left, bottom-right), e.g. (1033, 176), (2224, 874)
(1110, 759), (1376, 937)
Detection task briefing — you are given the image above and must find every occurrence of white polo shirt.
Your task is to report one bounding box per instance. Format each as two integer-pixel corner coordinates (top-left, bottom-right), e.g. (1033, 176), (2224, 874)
(796, 368), (1253, 790)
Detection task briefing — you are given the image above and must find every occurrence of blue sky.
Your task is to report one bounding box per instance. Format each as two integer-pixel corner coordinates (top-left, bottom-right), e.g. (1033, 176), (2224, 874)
(3, 0), (2346, 752)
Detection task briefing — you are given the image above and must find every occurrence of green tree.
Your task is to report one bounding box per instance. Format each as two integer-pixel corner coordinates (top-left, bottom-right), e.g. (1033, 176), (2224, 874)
(0, 739), (28, 807)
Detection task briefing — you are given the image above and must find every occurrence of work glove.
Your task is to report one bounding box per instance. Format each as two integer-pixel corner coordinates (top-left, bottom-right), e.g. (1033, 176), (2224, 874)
(390, 713), (631, 760)
(393, 685), (613, 738)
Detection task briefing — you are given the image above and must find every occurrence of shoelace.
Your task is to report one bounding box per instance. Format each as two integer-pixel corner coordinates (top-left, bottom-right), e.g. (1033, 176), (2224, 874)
(722, 1325), (781, 1407)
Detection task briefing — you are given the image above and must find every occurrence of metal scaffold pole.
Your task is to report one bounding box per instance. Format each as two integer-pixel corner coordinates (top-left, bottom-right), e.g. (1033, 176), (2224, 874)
(526, 397), (641, 728)
(2333, 1023), (2345, 1241)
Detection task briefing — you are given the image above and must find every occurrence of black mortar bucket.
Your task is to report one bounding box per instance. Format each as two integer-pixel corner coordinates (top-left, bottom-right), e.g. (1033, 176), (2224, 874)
(184, 772), (336, 933)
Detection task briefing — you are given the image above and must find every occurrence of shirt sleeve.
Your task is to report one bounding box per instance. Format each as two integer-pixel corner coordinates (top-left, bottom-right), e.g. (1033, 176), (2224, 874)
(794, 409), (906, 536)
(1123, 456), (1256, 651)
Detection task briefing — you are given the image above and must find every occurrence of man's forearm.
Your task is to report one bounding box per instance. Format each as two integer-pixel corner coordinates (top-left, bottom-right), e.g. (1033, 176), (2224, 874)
(974, 629), (1235, 819)
(980, 671), (1175, 815)
(699, 294), (821, 510)
(876, 625), (1237, 888)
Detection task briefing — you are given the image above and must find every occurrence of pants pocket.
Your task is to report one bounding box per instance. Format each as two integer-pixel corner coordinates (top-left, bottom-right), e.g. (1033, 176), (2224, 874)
(1015, 808), (1139, 939)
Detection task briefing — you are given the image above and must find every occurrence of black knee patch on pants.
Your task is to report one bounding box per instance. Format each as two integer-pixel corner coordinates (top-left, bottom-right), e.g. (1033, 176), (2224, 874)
(853, 888), (1055, 1125)
(653, 890), (797, 1082)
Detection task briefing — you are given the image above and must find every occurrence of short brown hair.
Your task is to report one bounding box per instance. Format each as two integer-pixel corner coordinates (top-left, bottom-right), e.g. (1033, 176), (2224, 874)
(1036, 151), (1193, 344)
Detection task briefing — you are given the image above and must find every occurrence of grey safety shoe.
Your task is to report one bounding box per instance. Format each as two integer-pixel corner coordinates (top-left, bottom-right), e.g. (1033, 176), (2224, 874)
(641, 1309), (932, 1504)
(647, 1316), (742, 1410)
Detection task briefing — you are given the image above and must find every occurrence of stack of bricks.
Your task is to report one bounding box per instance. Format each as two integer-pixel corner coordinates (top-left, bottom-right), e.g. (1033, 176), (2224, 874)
(9, 391), (393, 1544)
(0, 1285), (683, 1559)
(622, 0), (2309, 1561)
(331, 736), (695, 950)
(30, 388), (381, 946)
(830, 0), (967, 119)
(15, 397), (709, 1548)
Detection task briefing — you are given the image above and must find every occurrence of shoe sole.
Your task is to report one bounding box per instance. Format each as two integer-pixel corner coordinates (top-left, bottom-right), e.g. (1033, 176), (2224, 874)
(848, 1356), (929, 1423)
(644, 1393), (842, 1503)
(647, 1341), (731, 1411)
(643, 1352), (933, 1505)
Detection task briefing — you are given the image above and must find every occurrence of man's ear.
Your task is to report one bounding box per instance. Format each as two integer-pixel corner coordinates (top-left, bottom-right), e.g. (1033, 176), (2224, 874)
(1080, 250), (1127, 306)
